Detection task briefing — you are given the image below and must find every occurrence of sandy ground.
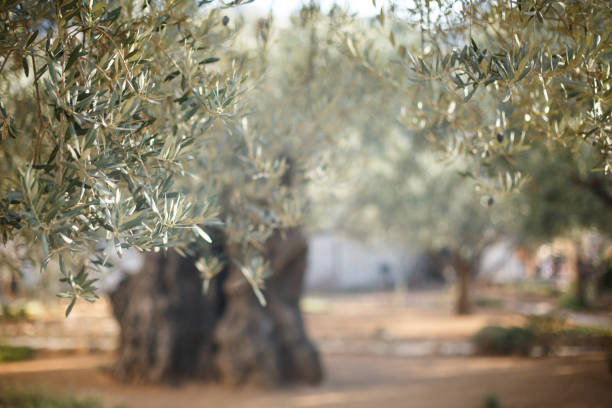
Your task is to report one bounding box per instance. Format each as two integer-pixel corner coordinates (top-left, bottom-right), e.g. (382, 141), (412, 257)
(0, 290), (530, 353)
(1, 353), (611, 408)
(1, 290), (612, 407)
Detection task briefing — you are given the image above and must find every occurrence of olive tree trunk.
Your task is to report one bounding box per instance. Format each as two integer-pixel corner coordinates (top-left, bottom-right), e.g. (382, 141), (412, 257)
(575, 260), (589, 308)
(109, 228), (322, 386)
(109, 250), (215, 383)
(214, 228), (322, 386)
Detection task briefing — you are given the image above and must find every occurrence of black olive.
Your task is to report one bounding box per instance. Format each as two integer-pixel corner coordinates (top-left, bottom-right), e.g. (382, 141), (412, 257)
(222, 16), (230, 26)
(496, 133), (504, 143)
(487, 197), (494, 206)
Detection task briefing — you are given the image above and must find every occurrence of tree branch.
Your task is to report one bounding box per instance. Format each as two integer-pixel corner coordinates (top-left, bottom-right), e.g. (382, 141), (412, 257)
(571, 172), (612, 208)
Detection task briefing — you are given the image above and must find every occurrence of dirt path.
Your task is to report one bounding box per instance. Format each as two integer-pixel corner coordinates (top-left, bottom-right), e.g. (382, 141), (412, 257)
(2, 291), (611, 407)
(1, 291), (526, 356)
(1, 352), (611, 408)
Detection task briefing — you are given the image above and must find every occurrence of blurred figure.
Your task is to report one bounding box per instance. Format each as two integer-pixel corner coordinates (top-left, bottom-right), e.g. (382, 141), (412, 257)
(378, 263), (395, 291)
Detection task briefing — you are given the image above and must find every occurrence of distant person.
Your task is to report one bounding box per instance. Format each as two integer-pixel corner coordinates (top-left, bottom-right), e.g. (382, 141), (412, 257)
(379, 263), (395, 291)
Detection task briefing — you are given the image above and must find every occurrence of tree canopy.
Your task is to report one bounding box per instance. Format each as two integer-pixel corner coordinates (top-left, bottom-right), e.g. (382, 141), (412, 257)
(339, 0), (611, 254)
(2, 0), (611, 315)
(0, 0), (269, 312)
(351, 0), (611, 181)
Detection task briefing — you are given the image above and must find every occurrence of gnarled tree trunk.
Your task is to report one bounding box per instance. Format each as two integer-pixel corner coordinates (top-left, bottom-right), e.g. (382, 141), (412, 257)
(214, 228), (322, 386)
(109, 249), (215, 383)
(109, 228), (322, 386)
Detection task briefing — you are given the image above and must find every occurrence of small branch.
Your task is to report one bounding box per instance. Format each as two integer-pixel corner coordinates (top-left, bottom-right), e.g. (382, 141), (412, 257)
(571, 172), (612, 208)
(31, 54), (45, 165)
(0, 50), (13, 76)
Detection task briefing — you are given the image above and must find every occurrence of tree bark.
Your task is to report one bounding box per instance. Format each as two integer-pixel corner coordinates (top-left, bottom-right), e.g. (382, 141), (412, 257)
(109, 249), (214, 383)
(109, 228), (322, 386)
(214, 228), (322, 386)
(455, 256), (472, 315)
(575, 257), (589, 308)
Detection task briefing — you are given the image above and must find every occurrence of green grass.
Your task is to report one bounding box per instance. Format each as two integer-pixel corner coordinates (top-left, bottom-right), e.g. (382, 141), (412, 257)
(0, 388), (122, 408)
(474, 296), (504, 308)
(0, 344), (34, 362)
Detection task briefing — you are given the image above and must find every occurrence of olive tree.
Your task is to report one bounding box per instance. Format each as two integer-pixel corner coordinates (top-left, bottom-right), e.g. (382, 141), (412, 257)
(107, 4), (364, 385)
(347, 0), (612, 308)
(0, 0), (324, 386)
(0, 0), (261, 312)
(508, 144), (612, 307)
(350, 0), (611, 182)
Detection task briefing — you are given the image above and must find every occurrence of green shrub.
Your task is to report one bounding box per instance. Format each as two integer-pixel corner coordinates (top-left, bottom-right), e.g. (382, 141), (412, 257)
(507, 326), (536, 355)
(525, 315), (566, 356)
(474, 326), (510, 354)
(482, 393), (500, 408)
(560, 326), (612, 349)
(562, 326), (612, 338)
(0, 304), (29, 321)
(474, 315), (612, 356)
(0, 345), (34, 362)
(510, 281), (560, 298)
(0, 388), (118, 408)
(473, 326), (535, 356)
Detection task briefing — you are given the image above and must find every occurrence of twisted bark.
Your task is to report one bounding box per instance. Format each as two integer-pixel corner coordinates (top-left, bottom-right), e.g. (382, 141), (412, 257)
(109, 228), (322, 386)
(214, 228), (322, 386)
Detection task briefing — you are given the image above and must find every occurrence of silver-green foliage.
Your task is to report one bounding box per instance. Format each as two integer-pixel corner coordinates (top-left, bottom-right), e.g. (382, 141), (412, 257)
(0, 0), (253, 312)
(352, 0), (612, 180)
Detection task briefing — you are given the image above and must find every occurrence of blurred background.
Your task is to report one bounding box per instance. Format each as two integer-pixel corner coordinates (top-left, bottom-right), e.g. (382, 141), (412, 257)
(1, 1), (611, 407)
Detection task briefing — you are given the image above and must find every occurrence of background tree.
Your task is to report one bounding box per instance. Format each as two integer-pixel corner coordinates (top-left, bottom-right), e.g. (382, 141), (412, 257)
(507, 143), (612, 308)
(345, 0), (611, 309)
(350, 0), (611, 181)
(328, 130), (505, 314)
(0, 0), (324, 386)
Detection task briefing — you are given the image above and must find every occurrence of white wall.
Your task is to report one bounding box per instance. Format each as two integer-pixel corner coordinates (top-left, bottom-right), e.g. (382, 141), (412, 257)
(479, 240), (525, 283)
(305, 233), (407, 291)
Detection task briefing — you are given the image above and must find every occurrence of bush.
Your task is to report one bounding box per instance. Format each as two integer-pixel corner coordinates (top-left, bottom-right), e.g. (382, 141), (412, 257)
(559, 294), (584, 310)
(482, 393), (500, 408)
(474, 315), (612, 357)
(0, 304), (29, 321)
(473, 326), (535, 356)
(0, 388), (119, 408)
(560, 326), (612, 349)
(0, 345), (34, 362)
(525, 315), (566, 356)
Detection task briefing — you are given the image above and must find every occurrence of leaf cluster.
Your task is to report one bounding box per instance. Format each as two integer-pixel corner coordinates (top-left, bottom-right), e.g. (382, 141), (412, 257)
(355, 0), (612, 178)
(0, 0), (252, 313)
